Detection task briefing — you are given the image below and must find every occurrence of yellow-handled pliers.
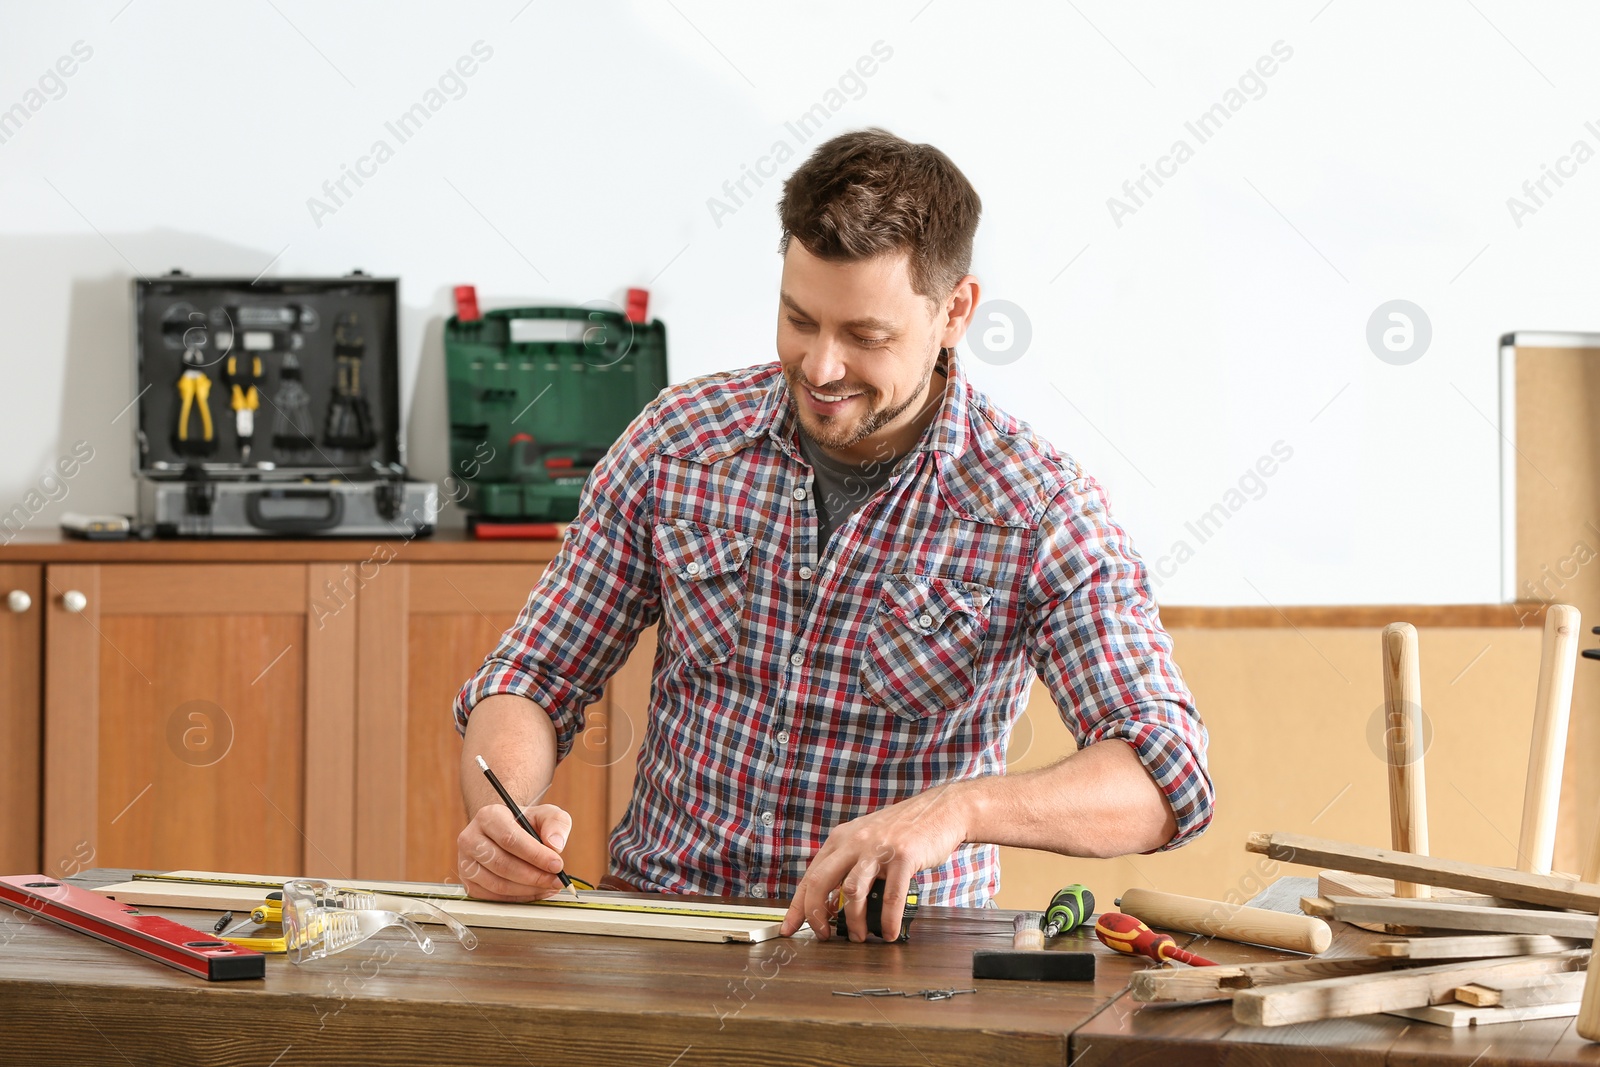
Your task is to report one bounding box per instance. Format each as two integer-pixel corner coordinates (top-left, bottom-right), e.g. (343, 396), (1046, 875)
(177, 349), (214, 444)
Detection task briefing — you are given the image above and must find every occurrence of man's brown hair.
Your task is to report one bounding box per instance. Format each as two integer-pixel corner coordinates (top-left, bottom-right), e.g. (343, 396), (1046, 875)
(778, 128), (982, 304)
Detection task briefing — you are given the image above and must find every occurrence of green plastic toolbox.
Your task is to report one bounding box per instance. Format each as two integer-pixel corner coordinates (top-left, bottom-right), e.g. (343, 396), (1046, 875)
(445, 305), (668, 522)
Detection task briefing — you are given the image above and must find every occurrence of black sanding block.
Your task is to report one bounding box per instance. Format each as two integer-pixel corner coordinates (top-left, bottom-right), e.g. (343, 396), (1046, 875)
(972, 950), (1096, 982)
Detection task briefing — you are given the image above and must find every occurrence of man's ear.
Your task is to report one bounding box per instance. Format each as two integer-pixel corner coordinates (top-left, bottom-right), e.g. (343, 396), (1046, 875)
(937, 275), (981, 350)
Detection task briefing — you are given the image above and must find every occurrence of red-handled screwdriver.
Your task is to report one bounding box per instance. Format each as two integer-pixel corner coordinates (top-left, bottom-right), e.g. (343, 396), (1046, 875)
(1094, 912), (1217, 966)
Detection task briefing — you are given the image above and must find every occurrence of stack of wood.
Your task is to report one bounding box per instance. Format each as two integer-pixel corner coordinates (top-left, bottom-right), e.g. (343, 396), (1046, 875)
(1134, 608), (1600, 1032)
(1126, 829), (1600, 1028)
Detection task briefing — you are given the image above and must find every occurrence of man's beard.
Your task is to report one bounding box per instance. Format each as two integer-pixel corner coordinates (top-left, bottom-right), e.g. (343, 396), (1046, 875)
(785, 344), (941, 455)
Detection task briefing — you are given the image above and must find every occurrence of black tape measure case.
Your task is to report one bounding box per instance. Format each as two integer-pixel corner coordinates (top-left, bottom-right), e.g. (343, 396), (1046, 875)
(132, 273), (438, 537)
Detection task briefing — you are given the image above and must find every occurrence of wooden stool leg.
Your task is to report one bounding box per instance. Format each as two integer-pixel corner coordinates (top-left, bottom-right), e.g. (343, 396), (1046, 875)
(1579, 915), (1600, 1041)
(1382, 622), (1429, 898)
(1519, 604), (1580, 875)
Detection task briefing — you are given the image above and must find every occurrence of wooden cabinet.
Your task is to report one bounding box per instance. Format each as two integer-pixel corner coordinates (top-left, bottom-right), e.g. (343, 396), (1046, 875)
(43, 563), (331, 879)
(0, 564), (42, 874)
(3, 535), (611, 888)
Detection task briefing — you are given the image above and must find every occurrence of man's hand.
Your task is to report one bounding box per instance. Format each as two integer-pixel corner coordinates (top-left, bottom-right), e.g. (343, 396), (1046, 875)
(457, 802), (573, 901)
(780, 783), (971, 942)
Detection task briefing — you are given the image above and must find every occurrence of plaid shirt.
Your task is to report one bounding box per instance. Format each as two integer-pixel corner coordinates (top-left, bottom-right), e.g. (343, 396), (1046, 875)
(455, 353), (1212, 906)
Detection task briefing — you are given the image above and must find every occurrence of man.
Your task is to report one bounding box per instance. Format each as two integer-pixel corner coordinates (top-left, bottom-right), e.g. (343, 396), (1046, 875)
(454, 128), (1212, 942)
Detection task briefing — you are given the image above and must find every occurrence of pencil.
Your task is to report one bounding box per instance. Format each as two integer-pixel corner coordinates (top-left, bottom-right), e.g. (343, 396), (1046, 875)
(475, 754), (579, 899)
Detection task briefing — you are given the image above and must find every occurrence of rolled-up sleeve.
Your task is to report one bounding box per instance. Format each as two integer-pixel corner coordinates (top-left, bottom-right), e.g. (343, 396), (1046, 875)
(1023, 474), (1214, 850)
(453, 402), (663, 759)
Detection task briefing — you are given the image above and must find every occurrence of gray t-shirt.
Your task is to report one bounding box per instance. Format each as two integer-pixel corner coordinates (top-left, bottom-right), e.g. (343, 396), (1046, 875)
(797, 430), (900, 548)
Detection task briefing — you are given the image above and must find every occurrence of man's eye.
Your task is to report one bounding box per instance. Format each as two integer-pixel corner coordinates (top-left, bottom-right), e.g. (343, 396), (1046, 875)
(856, 336), (888, 348)
(788, 317), (815, 330)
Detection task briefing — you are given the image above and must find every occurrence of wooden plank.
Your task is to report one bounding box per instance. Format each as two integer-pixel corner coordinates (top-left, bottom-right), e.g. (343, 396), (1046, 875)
(1371, 933), (1586, 959)
(1381, 622), (1430, 897)
(304, 563), (357, 879)
(1306, 895), (1599, 938)
(1160, 604), (1532, 628)
(1455, 971), (1586, 1007)
(0, 564), (41, 874)
(94, 872), (790, 943)
(1390, 1000), (1580, 1027)
(1130, 955), (1407, 1002)
(1319, 870), (1501, 907)
(41, 564), (99, 880)
(1248, 830), (1600, 912)
(1520, 604), (1579, 875)
(356, 563), (409, 880)
(1231, 950), (1588, 1027)
(97, 564), (306, 615)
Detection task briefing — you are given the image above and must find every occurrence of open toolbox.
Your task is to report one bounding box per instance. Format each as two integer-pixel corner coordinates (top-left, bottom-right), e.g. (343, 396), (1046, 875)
(132, 271), (437, 537)
(444, 301), (668, 525)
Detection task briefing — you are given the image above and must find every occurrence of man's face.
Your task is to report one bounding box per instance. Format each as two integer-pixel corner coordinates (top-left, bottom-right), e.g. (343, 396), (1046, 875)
(776, 242), (944, 461)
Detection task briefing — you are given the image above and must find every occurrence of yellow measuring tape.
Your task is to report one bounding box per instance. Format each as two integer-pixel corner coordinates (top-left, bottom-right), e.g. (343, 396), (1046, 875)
(132, 872), (785, 925)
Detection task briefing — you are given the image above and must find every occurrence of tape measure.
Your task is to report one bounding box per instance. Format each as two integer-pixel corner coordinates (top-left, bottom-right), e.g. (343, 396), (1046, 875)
(832, 878), (921, 943)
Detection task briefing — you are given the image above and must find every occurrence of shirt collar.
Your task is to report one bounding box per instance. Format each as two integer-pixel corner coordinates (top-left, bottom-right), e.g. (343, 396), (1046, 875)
(750, 348), (971, 462)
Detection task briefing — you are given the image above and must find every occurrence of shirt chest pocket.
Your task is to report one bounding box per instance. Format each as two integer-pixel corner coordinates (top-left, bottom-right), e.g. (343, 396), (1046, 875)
(860, 574), (993, 721)
(653, 522), (753, 666)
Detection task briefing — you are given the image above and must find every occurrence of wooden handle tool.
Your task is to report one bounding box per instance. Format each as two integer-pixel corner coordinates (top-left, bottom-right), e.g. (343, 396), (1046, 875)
(1381, 622), (1430, 898)
(1519, 604), (1579, 875)
(1117, 887), (1332, 955)
(1011, 911), (1044, 950)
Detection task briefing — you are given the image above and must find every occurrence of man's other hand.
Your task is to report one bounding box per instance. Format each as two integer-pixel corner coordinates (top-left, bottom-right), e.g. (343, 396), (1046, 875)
(781, 784), (970, 942)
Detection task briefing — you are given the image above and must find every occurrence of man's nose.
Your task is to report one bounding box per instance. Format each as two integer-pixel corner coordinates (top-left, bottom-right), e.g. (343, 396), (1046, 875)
(802, 337), (848, 389)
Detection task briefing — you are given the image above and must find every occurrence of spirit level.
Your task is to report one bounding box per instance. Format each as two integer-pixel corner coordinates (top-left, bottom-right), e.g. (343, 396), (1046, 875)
(0, 874), (266, 980)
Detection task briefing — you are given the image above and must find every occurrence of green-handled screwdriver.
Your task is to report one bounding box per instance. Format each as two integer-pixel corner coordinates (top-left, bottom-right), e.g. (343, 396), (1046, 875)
(1043, 884), (1095, 938)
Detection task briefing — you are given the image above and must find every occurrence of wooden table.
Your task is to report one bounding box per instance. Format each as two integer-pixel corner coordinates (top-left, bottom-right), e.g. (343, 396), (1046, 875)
(4, 871), (1599, 1066)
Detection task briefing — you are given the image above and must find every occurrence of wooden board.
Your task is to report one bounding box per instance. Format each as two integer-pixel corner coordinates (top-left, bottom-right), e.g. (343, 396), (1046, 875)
(1305, 895), (1599, 939)
(94, 870), (792, 944)
(1230, 950), (1589, 1027)
(1130, 955), (1407, 1002)
(1456, 971), (1587, 1008)
(1319, 870), (1501, 907)
(1249, 831), (1600, 912)
(1370, 933), (1587, 959)
(1390, 1000), (1580, 1027)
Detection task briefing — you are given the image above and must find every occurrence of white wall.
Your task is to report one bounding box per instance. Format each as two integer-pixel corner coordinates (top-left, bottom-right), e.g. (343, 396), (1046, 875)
(3, 0), (1597, 604)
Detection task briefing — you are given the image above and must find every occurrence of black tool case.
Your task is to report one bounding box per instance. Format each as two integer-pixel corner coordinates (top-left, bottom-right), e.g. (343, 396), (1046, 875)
(132, 272), (438, 537)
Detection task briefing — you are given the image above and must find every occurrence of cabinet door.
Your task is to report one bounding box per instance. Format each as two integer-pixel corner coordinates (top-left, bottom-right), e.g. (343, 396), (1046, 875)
(0, 564), (42, 873)
(41, 564), (351, 878)
(392, 564), (610, 885)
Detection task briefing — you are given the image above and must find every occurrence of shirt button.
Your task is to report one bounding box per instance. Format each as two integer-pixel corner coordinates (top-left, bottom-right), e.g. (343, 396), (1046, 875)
(793, 487), (807, 501)
(789, 652), (803, 667)
(798, 566), (813, 580)
(750, 885), (767, 898)
(918, 613), (934, 628)
(760, 811), (775, 827)
(776, 730), (790, 745)
(685, 561), (702, 576)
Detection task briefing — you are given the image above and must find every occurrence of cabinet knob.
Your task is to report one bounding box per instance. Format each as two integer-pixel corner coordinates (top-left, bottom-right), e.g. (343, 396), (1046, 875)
(6, 590), (30, 613)
(61, 590), (87, 614)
